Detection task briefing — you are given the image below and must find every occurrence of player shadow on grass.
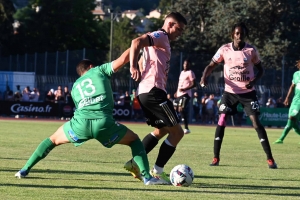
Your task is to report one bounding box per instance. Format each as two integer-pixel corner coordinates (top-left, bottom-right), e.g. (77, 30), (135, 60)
(4, 168), (130, 177)
(4, 183), (300, 197)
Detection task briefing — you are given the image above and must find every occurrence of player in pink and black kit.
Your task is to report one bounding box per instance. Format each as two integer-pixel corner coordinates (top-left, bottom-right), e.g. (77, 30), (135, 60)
(200, 22), (277, 169)
(174, 59), (196, 134)
(124, 12), (187, 184)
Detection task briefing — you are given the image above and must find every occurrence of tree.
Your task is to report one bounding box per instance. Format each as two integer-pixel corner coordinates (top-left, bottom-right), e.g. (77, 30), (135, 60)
(110, 17), (138, 78)
(12, 0), (108, 54)
(0, 0), (16, 55)
(172, 0), (295, 69)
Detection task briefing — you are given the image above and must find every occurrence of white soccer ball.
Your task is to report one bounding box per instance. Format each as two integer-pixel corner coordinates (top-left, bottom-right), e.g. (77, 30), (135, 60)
(169, 164), (194, 187)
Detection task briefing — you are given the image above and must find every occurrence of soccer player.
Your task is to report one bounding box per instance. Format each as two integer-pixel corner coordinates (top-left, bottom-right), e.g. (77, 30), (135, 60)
(200, 22), (277, 169)
(173, 59), (196, 134)
(124, 12), (187, 184)
(273, 60), (300, 144)
(14, 49), (165, 185)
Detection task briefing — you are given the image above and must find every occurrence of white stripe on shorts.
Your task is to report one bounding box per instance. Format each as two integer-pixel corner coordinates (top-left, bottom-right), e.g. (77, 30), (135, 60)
(159, 101), (177, 126)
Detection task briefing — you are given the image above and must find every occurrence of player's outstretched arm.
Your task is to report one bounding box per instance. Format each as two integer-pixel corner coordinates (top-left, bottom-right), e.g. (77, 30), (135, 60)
(200, 61), (217, 87)
(284, 83), (295, 106)
(112, 48), (130, 72)
(130, 33), (150, 81)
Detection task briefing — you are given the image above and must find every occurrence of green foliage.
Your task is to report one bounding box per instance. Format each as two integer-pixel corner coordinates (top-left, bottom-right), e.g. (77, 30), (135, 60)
(0, 0), (15, 54)
(102, 0), (160, 14)
(172, 0), (300, 69)
(11, 0), (108, 55)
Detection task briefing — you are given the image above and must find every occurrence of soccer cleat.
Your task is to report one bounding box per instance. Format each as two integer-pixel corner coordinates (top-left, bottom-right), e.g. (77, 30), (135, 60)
(184, 129), (191, 134)
(150, 169), (171, 185)
(124, 159), (142, 181)
(15, 169), (28, 178)
(267, 159), (278, 169)
(273, 139), (283, 144)
(144, 177), (168, 185)
(210, 157), (220, 166)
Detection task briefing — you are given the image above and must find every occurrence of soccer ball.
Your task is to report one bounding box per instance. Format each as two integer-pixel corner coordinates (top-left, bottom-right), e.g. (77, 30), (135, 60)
(169, 164), (194, 187)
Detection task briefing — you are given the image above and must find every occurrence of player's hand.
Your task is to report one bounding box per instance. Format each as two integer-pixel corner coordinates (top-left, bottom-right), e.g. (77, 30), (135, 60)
(130, 67), (141, 81)
(200, 78), (207, 88)
(178, 106), (183, 112)
(283, 99), (289, 106)
(245, 80), (256, 89)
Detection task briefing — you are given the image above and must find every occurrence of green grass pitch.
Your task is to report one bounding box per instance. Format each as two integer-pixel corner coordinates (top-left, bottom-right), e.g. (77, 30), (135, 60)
(0, 119), (300, 199)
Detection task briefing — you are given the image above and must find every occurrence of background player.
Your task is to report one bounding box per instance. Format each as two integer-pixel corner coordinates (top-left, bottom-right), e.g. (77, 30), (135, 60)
(200, 22), (277, 169)
(273, 60), (300, 144)
(174, 59), (196, 134)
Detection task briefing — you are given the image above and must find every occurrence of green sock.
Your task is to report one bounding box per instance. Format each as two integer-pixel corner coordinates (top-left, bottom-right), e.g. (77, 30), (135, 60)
(130, 139), (151, 179)
(22, 138), (55, 172)
(279, 120), (292, 141)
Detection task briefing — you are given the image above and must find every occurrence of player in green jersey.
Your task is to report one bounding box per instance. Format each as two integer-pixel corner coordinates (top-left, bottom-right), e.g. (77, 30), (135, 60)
(274, 60), (300, 144)
(15, 49), (165, 185)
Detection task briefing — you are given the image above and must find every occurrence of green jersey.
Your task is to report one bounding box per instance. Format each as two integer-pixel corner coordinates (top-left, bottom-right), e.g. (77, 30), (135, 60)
(292, 71), (300, 102)
(71, 62), (114, 119)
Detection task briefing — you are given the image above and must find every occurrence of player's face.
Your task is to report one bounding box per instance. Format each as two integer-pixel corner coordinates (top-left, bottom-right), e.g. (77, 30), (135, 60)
(169, 22), (185, 41)
(183, 61), (190, 70)
(296, 60), (300, 69)
(233, 26), (245, 44)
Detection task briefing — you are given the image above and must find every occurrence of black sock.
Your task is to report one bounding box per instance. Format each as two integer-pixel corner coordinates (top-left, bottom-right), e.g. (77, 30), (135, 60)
(155, 141), (176, 168)
(180, 111), (188, 129)
(142, 133), (159, 154)
(255, 126), (273, 160)
(213, 125), (225, 159)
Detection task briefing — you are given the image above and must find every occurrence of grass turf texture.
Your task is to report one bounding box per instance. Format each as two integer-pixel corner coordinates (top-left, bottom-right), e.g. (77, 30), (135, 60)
(1, 119), (300, 200)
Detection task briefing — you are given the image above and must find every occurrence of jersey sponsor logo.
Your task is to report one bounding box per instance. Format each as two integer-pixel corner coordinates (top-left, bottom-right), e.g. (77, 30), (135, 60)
(11, 104), (52, 113)
(228, 65), (250, 82)
(153, 32), (160, 38)
(78, 95), (104, 109)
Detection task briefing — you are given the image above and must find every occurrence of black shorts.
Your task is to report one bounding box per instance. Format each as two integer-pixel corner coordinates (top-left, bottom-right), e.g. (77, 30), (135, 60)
(138, 87), (180, 128)
(219, 91), (260, 116)
(173, 94), (190, 109)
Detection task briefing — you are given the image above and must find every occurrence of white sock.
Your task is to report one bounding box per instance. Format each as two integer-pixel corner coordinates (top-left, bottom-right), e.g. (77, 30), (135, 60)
(150, 132), (158, 139)
(153, 164), (163, 174)
(164, 139), (174, 147)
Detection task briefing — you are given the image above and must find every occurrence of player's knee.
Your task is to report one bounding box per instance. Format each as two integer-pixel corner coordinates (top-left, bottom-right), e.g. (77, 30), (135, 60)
(218, 113), (227, 126)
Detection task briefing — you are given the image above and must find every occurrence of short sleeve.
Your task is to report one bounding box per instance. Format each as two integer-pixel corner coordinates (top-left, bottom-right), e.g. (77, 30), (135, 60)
(212, 46), (224, 63)
(148, 31), (168, 48)
(190, 71), (196, 80)
(251, 47), (261, 65)
(97, 62), (114, 78)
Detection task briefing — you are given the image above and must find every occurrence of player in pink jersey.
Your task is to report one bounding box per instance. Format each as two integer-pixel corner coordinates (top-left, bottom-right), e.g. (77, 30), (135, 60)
(173, 59), (196, 134)
(124, 12), (187, 184)
(200, 22), (277, 169)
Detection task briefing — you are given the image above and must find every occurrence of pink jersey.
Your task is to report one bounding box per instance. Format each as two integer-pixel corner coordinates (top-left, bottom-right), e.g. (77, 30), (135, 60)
(137, 30), (171, 95)
(176, 70), (196, 97)
(212, 42), (261, 94)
